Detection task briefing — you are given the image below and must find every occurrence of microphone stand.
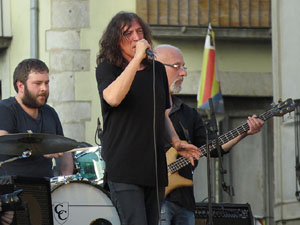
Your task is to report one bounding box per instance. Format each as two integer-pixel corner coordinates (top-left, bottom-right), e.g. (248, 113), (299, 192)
(210, 105), (234, 197)
(205, 98), (234, 225)
(204, 98), (219, 225)
(204, 120), (213, 225)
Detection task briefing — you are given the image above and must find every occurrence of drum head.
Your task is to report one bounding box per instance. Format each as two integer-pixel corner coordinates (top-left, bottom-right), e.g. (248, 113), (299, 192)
(51, 180), (120, 225)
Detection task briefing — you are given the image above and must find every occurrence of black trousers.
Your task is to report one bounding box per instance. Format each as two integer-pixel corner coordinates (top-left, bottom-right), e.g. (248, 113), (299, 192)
(108, 180), (165, 225)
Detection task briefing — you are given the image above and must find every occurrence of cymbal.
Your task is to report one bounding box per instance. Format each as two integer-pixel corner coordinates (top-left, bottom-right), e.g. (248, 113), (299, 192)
(0, 133), (79, 156)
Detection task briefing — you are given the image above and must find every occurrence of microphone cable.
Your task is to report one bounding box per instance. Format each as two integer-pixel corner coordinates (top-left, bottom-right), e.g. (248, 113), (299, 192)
(149, 53), (162, 222)
(94, 120), (100, 146)
(94, 117), (103, 146)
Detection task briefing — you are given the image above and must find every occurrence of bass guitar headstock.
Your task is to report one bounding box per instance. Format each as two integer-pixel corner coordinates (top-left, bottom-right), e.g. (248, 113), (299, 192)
(271, 98), (295, 117)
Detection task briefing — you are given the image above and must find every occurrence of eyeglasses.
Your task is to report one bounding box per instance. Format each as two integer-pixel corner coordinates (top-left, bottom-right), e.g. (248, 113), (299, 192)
(163, 63), (187, 70)
(122, 29), (144, 41)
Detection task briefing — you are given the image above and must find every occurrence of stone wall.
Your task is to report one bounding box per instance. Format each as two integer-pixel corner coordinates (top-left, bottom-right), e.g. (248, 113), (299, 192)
(47, 0), (91, 142)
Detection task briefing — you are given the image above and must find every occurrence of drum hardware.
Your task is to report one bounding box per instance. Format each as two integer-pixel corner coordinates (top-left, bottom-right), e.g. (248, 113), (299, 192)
(73, 145), (101, 159)
(50, 174), (86, 186)
(0, 149), (32, 167)
(72, 145), (105, 185)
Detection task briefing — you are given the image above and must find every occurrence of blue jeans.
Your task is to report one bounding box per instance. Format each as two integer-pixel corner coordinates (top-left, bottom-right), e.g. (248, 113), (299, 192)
(159, 200), (195, 225)
(108, 181), (164, 225)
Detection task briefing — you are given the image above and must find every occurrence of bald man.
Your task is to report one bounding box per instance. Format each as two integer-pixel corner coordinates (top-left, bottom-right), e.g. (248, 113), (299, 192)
(155, 44), (264, 225)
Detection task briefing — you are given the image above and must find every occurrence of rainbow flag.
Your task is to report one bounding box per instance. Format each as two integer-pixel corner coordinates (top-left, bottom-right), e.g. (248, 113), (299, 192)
(256, 218), (266, 225)
(197, 25), (224, 113)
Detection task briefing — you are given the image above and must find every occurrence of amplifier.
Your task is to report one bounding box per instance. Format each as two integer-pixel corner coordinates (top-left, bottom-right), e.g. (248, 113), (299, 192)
(195, 202), (254, 225)
(0, 176), (53, 225)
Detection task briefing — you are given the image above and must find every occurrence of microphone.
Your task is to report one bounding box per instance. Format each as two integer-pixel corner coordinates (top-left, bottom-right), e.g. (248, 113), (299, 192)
(97, 118), (103, 143)
(146, 49), (155, 57)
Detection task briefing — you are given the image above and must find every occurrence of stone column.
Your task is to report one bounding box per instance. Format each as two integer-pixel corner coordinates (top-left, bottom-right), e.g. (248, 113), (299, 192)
(47, 0), (91, 142)
(272, 0), (300, 224)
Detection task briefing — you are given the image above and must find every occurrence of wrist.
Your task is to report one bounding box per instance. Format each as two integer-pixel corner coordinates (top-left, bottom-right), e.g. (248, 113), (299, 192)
(172, 139), (181, 149)
(241, 133), (248, 138)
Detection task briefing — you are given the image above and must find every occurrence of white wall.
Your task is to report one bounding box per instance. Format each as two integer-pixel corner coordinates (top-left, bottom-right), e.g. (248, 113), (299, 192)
(272, 0), (300, 223)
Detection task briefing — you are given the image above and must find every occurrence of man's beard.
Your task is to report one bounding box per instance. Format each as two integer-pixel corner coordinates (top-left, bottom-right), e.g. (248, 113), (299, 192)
(170, 78), (183, 94)
(22, 85), (48, 108)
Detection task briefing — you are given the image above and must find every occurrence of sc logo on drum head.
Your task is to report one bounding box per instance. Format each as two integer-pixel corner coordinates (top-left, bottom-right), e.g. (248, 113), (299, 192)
(53, 202), (69, 224)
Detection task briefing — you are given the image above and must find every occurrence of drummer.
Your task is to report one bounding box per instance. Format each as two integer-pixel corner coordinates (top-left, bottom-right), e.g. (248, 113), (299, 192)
(0, 58), (73, 178)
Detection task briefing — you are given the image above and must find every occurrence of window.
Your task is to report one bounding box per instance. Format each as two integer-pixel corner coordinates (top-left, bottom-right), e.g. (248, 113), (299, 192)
(137, 0), (271, 28)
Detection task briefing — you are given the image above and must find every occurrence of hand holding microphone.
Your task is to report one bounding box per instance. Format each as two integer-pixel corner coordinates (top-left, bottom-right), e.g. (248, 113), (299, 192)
(135, 39), (154, 60)
(146, 48), (155, 57)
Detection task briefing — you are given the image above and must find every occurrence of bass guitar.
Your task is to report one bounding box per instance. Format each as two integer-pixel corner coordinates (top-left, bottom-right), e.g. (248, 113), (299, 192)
(165, 98), (295, 196)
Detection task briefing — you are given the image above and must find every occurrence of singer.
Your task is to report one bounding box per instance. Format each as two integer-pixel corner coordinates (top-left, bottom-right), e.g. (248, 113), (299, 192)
(95, 11), (200, 225)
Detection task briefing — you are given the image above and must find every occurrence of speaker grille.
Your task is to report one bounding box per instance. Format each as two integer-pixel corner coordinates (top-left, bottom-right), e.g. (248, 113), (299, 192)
(0, 176), (53, 225)
(195, 203), (254, 225)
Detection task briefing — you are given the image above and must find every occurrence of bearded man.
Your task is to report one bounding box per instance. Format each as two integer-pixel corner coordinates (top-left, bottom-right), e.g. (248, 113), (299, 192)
(155, 45), (264, 225)
(0, 58), (73, 178)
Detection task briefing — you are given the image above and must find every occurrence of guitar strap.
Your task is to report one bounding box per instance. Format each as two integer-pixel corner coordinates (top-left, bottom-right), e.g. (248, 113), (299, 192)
(178, 121), (191, 144)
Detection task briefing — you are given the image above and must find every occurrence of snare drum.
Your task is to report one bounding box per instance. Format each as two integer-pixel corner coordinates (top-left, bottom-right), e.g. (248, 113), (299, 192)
(51, 178), (120, 225)
(74, 146), (105, 184)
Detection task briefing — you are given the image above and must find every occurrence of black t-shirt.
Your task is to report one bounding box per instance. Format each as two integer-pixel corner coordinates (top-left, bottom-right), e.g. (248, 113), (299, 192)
(96, 60), (170, 187)
(167, 96), (227, 211)
(0, 97), (63, 178)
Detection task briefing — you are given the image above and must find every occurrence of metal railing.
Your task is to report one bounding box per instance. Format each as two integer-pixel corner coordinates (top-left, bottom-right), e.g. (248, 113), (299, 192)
(294, 99), (300, 201)
(0, 0), (12, 49)
(137, 0), (271, 28)
(0, 0), (4, 36)
(0, 0), (11, 37)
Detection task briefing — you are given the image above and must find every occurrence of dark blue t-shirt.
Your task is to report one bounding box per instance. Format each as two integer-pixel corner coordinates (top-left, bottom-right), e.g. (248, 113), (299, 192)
(0, 97), (63, 178)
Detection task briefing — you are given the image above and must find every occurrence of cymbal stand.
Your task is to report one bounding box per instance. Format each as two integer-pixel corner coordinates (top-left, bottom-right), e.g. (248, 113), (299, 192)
(0, 150), (32, 167)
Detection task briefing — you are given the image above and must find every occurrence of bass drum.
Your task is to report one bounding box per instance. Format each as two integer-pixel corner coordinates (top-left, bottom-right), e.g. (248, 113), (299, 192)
(51, 179), (120, 225)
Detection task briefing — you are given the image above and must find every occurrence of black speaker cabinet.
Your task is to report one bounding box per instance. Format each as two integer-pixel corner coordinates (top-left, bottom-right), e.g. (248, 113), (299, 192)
(195, 202), (254, 225)
(0, 176), (53, 225)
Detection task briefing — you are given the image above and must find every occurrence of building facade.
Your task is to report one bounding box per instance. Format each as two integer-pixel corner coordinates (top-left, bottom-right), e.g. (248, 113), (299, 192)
(0, 0), (299, 224)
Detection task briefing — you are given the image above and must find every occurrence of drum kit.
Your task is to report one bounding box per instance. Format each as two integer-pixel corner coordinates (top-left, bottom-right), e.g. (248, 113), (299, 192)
(0, 133), (120, 225)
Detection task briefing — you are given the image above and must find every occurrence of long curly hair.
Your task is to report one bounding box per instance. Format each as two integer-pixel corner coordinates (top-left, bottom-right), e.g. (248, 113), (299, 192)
(96, 11), (152, 68)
